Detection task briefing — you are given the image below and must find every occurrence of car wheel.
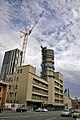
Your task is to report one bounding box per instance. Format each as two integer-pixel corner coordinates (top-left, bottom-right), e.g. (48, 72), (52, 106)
(0, 110), (2, 113)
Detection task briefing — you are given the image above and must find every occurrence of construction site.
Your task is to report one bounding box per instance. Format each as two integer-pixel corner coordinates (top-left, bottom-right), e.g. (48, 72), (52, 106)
(0, 11), (65, 110)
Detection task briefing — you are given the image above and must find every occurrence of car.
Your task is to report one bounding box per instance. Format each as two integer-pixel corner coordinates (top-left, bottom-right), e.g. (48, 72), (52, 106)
(0, 107), (3, 113)
(69, 108), (75, 113)
(61, 109), (72, 117)
(16, 107), (27, 112)
(72, 109), (80, 118)
(76, 117), (80, 120)
(35, 108), (48, 112)
(43, 108), (48, 112)
(35, 108), (43, 112)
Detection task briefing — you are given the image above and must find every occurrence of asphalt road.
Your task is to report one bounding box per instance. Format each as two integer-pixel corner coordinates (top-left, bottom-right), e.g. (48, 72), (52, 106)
(0, 110), (76, 120)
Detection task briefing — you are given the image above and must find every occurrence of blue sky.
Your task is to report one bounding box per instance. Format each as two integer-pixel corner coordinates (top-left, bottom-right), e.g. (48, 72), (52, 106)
(0, 0), (80, 98)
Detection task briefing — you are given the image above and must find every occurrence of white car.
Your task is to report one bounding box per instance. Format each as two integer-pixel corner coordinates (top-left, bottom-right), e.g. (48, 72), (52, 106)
(43, 108), (48, 112)
(72, 109), (80, 118)
(61, 109), (71, 117)
(35, 108), (43, 112)
(76, 118), (80, 120)
(35, 108), (48, 112)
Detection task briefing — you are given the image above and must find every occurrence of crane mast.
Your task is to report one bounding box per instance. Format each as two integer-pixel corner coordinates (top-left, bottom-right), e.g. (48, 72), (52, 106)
(20, 11), (44, 66)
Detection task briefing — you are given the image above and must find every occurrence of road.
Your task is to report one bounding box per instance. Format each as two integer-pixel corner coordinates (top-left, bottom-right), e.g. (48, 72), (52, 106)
(0, 110), (76, 120)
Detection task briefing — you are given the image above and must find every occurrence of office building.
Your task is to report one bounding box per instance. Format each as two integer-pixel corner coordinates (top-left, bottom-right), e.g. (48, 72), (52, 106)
(6, 65), (49, 110)
(0, 48), (22, 81)
(6, 47), (64, 110)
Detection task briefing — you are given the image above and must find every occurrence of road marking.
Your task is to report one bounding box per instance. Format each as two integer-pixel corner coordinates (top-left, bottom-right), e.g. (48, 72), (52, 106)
(46, 117), (56, 120)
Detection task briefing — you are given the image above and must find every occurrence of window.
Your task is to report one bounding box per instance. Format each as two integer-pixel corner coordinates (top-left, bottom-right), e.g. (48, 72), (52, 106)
(20, 69), (22, 73)
(9, 85), (11, 90)
(15, 85), (17, 89)
(15, 93), (16, 97)
(12, 85), (14, 89)
(17, 69), (19, 73)
(8, 78), (12, 82)
(17, 77), (19, 81)
(10, 92), (13, 97)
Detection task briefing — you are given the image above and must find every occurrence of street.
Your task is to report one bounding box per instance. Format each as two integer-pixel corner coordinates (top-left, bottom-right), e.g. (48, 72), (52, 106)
(0, 110), (76, 120)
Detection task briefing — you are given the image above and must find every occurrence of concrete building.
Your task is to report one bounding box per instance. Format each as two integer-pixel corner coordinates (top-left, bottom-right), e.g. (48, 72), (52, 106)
(78, 99), (80, 108)
(41, 46), (64, 110)
(41, 46), (55, 80)
(0, 81), (8, 107)
(0, 48), (22, 81)
(74, 97), (80, 108)
(54, 72), (64, 110)
(6, 47), (64, 110)
(72, 99), (77, 109)
(64, 95), (72, 109)
(6, 65), (49, 110)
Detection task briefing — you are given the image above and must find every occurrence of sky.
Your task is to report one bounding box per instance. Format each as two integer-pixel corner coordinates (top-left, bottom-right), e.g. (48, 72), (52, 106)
(0, 0), (80, 98)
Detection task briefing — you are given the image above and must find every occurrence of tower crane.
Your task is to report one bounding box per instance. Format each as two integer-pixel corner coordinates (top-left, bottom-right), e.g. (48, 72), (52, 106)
(20, 11), (44, 66)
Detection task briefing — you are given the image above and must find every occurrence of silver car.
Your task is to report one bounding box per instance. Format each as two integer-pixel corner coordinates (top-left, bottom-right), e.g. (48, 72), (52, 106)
(61, 109), (71, 117)
(35, 108), (48, 112)
(35, 108), (43, 112)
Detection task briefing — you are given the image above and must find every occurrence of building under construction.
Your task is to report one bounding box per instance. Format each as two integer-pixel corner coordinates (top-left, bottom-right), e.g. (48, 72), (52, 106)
(41, 46), (64, 110)
(41, 46), (55, 80)
(1, 45), (64, 110)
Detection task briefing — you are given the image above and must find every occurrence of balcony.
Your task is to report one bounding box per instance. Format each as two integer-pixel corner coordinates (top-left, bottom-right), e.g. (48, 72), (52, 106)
(32, 91), (48, 97)
(33, 82), (48, 90)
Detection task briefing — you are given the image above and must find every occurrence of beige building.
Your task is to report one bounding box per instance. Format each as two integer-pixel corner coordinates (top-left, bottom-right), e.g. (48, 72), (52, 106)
(54, 72), (64, 108)
(6, 47), (64, 110)
(6, 64), (64, 110)
(64, 95), (72, 109)
(7, 65), (49, 110)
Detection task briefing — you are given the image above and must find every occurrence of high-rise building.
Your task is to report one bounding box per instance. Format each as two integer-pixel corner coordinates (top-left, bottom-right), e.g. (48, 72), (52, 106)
(41, 46), (64, 110)
(0, 48), (22, 81)
(41, 46), (55, 80)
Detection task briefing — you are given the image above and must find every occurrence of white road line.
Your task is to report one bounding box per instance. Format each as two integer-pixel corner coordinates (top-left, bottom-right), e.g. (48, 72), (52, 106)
(46, 117), (56, 120)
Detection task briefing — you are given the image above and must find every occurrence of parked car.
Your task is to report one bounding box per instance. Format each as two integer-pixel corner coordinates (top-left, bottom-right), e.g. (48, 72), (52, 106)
(72, 109), (80, 118)
(76, 117), (80, 120)
(35, 108), (48, 112)
(35, 108), (43, 112)
(61, 109), (72, 117)
(16, 107), (27, 112)
(0, 107), (3, 113)
(43, 108), (48, 112)
(69, 108), (75, 113)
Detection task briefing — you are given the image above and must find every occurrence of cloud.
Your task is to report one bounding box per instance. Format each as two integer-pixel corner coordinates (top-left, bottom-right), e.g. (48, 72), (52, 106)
(0, 0), (80, 97)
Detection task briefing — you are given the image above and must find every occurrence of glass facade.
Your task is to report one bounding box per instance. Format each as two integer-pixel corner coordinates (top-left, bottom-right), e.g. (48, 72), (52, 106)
(0, 49), (22, 81)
